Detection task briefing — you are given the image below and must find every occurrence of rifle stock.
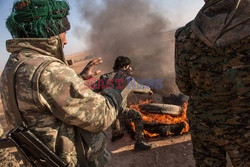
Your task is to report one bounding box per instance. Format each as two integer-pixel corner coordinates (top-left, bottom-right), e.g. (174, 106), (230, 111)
(7, 126), (68, 167)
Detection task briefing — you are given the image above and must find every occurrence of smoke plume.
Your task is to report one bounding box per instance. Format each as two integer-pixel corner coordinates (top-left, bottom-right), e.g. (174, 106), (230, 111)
(76, 0), (179, 95)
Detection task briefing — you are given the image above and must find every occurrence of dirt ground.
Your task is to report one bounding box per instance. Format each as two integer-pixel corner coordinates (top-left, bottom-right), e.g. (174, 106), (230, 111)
(105, 125), (234, 167)
(105, 128), (195, 167)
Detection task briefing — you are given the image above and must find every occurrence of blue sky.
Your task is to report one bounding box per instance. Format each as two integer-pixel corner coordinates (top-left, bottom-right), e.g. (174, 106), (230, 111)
(0, 0), (204, 70)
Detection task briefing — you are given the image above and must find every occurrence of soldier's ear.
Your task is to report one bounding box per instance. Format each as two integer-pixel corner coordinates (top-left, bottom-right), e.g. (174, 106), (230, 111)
(59, 32), (67, 47)
(123, 65), (129, 70)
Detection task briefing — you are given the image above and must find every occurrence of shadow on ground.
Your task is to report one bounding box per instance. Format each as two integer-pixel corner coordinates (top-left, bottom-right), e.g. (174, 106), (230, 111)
(107, 140), (194, 167)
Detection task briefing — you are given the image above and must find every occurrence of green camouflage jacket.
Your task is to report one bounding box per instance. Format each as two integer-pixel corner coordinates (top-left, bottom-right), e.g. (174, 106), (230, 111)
(175, 0), (250, 125)
(0, 36), (121, 166)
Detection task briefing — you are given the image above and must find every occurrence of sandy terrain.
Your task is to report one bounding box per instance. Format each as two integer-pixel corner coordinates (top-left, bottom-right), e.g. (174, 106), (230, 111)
(106, 128), (194, 167)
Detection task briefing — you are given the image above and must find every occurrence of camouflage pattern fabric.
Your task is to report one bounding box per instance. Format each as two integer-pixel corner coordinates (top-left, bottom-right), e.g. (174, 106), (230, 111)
(175, 0), (250, 166)
(110, 119), (122, 137)
(0, 124), (20, 167)
(116, 108), (144, 141)
(97, 72), (151, 141)
(1, 36), (120, 167)
(190, 121), (250, 167)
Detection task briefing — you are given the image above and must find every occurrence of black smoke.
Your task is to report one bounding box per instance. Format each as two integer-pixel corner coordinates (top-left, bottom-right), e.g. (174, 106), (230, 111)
(76, 0), (179, 95)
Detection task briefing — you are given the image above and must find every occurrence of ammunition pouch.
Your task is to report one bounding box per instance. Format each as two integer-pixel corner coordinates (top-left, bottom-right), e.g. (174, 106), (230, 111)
(7, 126), (68, 167)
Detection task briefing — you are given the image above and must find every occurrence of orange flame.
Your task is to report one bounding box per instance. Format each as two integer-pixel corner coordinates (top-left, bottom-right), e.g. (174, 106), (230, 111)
(129, 100), (189, 137)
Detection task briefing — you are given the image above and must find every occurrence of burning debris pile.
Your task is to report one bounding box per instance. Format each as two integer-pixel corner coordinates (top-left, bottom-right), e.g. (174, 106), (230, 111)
(129, 99), (189, 138)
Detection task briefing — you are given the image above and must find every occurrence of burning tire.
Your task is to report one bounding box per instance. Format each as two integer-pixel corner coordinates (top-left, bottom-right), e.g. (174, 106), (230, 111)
(139, 103), (182, 116)
(129, 101), (189, 138)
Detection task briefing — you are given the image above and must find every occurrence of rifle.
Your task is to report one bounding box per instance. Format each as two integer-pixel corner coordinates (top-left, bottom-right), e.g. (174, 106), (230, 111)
(8, 126), (68, 167)
(0, 126), (68, 167)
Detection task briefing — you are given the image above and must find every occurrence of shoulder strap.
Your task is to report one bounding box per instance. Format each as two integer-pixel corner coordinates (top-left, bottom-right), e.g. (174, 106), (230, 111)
(8, 58), (64, 126)
(32, 59), (64, 110)
(8, 58), (28, 127)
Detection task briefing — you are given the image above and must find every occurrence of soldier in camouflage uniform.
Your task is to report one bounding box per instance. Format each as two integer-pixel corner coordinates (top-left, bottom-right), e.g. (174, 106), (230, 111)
(0, 0), (129, 166)
(93, 56), (153, 151)
(0, 124), (19, 167)
(175, 0), (250, 166)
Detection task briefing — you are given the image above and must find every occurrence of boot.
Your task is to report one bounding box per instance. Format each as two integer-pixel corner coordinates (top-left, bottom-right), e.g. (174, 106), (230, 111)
(134, 140), (152, 151)
(111, 132), (124, 142)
